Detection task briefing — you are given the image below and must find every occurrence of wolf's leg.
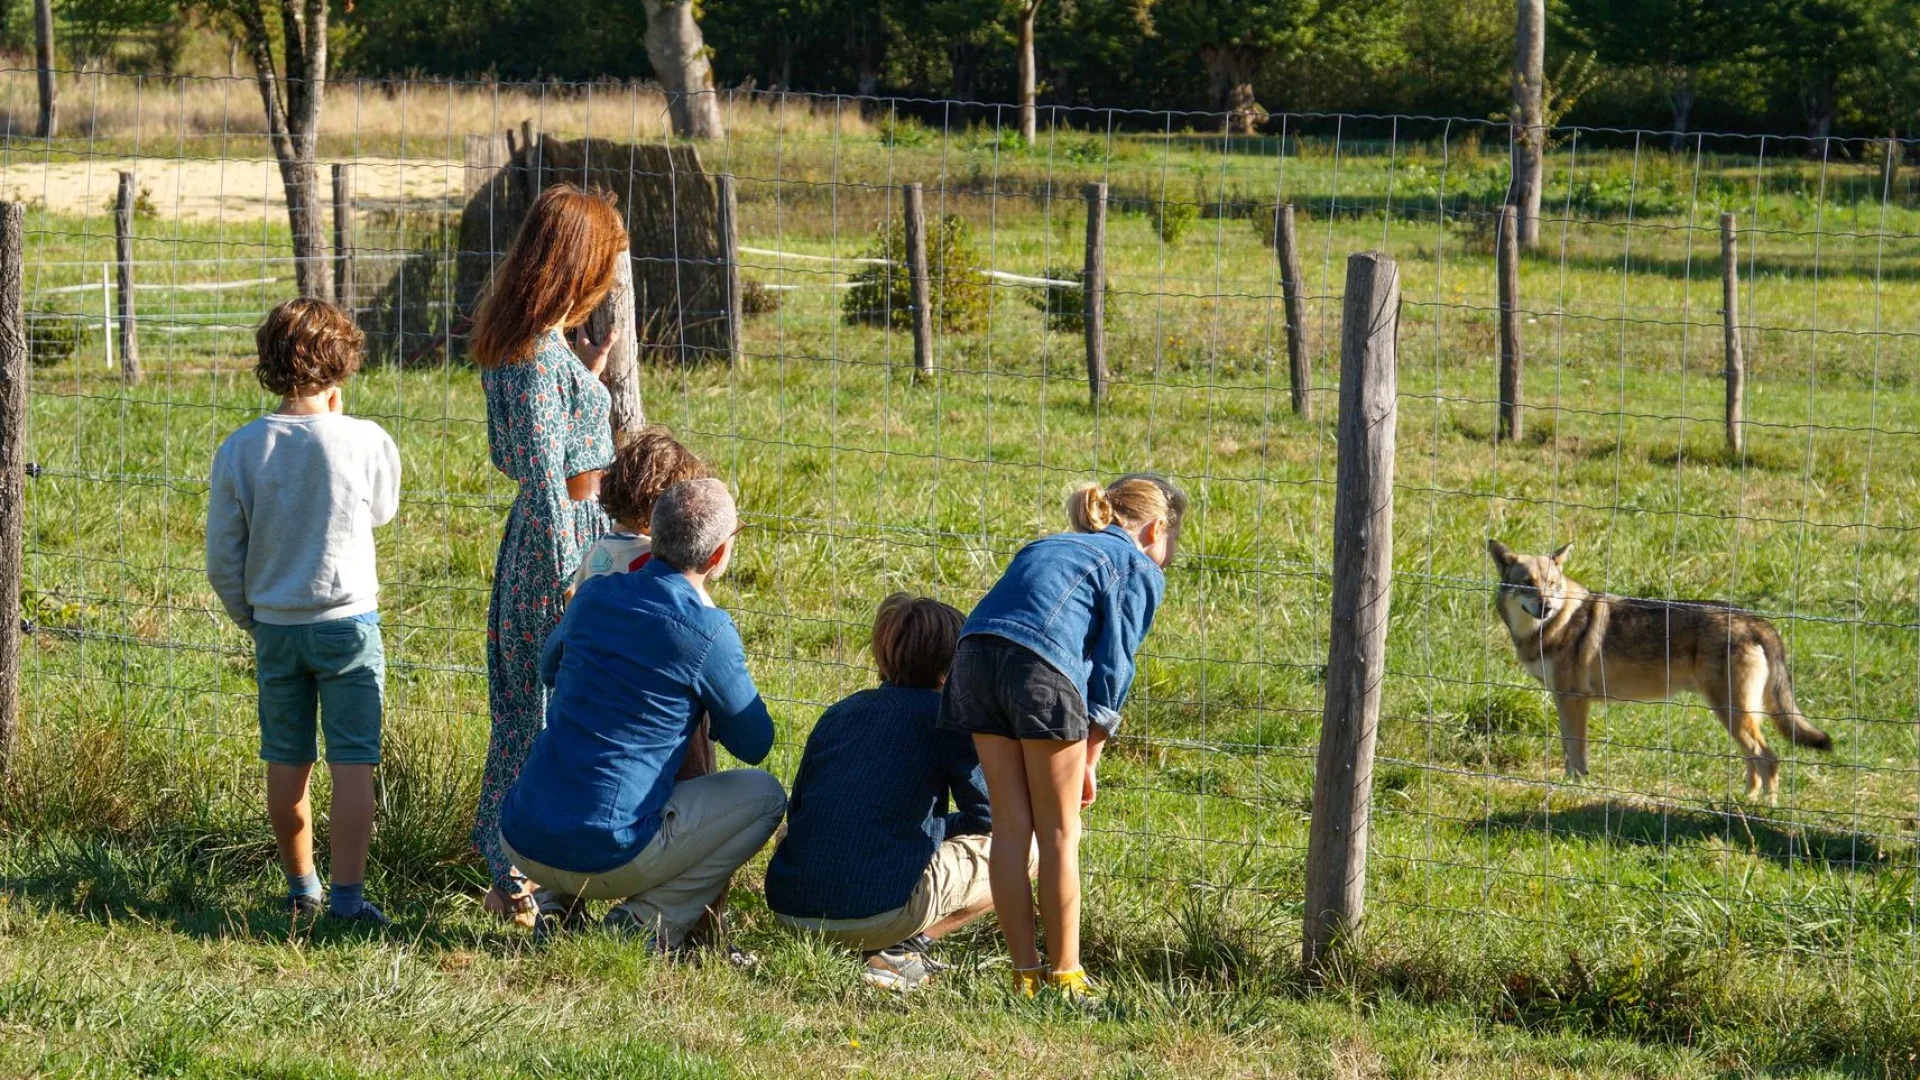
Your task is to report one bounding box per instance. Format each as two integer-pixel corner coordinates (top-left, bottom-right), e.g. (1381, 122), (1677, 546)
(1715, 660), (1779, 803)
(1553, 693), (1590, 778)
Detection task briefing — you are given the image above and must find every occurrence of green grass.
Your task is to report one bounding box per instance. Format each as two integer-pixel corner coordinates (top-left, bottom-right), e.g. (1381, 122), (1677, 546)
(7, 124), (1920, 1076)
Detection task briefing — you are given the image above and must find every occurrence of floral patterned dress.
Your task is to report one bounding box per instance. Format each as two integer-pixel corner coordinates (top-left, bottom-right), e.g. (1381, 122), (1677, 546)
(474, 329), (613, 890)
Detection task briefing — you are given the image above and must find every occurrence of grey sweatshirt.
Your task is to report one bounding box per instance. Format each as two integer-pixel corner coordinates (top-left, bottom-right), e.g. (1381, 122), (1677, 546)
(205, 411), (401, 628)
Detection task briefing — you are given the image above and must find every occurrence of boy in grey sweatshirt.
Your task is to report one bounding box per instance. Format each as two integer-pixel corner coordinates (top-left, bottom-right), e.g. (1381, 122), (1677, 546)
(206, 298), (400, 925)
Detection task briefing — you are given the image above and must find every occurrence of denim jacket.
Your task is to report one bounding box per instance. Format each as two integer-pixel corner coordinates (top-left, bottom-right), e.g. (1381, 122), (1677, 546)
(961, 524), (1165, 732)
(499, 557), (773, 874)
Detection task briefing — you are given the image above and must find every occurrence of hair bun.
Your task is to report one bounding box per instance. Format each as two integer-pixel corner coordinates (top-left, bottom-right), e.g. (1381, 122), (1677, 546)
(1066, 482), (1116, 532)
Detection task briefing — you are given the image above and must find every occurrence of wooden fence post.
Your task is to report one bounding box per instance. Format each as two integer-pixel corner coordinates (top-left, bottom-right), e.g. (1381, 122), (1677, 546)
(32, 0), (54, 139)
(1084, 182), (1108, 404)
(0, 202), (24, 777)
(522, 121), (542, 196)
(1275, 203), (1311, 420)
(596, 249), (645, 442)
(903, 183), (933, 378)
(717, 173), (743, 366)
(1302, 251), (1400, 975)
(114, 171), (140, 385)
(332, 164), (354, 320)
(1496, 204), (1521, 442)
(1721, 212), (1745, 458)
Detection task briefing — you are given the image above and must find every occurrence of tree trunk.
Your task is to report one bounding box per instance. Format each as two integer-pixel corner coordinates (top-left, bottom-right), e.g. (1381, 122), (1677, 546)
(1668, 78), (1694, 154)
(33, 0), (55, 139)
(1017, 2), (1041, 143)
(642, 0), (726, 139)
(1510, 0), (1545, 248)
(1199, 46), (1265, 136)
(1803, 75), (1836, 153)
(237, 1), (333, 302)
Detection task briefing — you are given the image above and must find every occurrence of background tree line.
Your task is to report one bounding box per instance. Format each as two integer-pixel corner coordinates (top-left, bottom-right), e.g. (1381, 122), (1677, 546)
(6, 0), (1919, 142)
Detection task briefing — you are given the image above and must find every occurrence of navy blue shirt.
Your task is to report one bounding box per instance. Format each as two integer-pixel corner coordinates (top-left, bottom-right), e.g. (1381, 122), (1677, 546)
(499, 558), (774, 875)
(961, 524), (1165, 731)
(764, 684), (991, 921)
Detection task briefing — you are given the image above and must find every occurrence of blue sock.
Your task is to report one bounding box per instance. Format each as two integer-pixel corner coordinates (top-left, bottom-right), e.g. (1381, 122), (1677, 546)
(287, 870), (321, 903)
(328, 880), (365, 917)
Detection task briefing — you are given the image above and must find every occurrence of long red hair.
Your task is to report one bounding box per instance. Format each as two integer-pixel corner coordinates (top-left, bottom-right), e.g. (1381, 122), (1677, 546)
(470, 184), (628, 369)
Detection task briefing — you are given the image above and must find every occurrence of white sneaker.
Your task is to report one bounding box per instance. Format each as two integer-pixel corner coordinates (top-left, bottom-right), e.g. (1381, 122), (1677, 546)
(860, 947), (932, 992)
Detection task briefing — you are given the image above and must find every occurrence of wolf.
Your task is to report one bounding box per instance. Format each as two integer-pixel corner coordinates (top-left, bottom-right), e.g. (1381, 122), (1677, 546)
(1487, 540), (1831, 802)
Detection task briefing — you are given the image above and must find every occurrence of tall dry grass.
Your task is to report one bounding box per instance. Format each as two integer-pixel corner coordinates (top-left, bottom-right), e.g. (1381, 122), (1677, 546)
(0, 67), (871, 156)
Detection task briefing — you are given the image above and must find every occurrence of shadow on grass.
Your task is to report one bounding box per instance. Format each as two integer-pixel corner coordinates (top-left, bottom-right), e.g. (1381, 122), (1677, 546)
(1474, 798), (1905, 870)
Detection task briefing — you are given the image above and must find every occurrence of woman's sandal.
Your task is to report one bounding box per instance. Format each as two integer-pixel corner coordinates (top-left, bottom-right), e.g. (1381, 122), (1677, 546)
(482, 880), (539, 930)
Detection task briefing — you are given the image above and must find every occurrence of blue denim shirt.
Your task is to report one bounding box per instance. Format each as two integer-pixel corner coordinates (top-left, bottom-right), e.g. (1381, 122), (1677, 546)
(961, 524), (1165, 732)
(765, 684), (991, 921)
(499, 558), (774, 875)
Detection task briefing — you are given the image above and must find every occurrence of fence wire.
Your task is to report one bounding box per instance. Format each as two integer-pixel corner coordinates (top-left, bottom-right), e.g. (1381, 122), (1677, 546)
(6, 68), (1919, 983)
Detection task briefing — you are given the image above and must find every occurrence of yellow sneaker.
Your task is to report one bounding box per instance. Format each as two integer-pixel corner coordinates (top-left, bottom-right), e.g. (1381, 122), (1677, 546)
(1010, 965), (1045, 999)
(1046, 966), (1100, 1004)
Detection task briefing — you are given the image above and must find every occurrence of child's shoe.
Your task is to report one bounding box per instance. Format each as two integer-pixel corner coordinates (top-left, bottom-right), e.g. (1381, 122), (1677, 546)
(1045, 967), (1101, 1006)
(1010, 965), (1045, 999)
(287, 892), (324, 920)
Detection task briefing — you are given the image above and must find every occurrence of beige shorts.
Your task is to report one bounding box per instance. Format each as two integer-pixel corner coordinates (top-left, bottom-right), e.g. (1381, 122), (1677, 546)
(776, 833), (1015, 953)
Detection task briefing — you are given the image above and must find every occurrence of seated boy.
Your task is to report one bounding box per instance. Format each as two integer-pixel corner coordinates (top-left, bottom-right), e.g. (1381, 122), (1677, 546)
(499, 479), (785, 953)
(205, 298), (401, 925)
(766, 594), (1020, 991)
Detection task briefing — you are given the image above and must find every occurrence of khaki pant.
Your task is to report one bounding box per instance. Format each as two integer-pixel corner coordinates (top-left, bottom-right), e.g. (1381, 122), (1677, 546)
(504, 768), (786, 948)
(776, 833), (1020, 952)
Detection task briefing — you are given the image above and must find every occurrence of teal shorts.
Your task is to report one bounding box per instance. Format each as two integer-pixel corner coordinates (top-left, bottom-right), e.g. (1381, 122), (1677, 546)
(253, 611), (386, 766)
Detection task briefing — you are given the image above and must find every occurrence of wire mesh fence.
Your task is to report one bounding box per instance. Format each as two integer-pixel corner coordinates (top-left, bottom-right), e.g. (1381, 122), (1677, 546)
(5, 68), (1918, 991)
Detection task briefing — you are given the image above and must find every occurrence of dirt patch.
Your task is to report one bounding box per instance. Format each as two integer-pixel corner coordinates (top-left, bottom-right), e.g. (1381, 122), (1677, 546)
(2, 156), (465, 223)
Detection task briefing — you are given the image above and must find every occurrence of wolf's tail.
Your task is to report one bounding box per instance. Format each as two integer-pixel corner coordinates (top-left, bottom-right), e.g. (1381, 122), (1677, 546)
(1762, 629), (1832, 751)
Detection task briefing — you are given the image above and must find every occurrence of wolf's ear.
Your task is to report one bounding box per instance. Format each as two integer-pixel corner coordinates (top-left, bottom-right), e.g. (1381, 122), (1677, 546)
(1550, 541), (1573, 567)
(1488, 539), (1518, 567)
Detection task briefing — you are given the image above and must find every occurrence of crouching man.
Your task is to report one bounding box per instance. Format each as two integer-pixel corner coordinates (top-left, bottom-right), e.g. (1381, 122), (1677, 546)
(499, 478), (784, 958)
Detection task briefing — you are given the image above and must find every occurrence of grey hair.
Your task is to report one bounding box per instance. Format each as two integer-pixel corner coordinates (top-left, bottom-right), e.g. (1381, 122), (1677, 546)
(649, 478), (738, 572)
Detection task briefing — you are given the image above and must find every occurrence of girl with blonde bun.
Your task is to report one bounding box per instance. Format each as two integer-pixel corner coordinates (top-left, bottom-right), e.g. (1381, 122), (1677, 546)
(936, 473), (1186, 1000)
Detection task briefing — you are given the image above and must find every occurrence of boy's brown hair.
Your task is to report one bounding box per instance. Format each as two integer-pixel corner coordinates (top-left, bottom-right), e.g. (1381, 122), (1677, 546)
(255, 298), (365, 397)
(599, 425), (711, 531)
(872, 593), (964, 690)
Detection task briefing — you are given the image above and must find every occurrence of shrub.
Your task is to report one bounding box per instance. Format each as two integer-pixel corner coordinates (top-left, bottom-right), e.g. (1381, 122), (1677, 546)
(27, 303), (90, 368)
(100, 183), (159, 220)
(1023, 265), (1112, 333)
(842, 213), (990, 334)
(739, 277), (781, 316)
(1148, 197), (1197, 245)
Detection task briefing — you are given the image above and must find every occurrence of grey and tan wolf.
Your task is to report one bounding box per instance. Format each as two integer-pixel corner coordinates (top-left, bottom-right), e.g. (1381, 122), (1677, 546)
(1487, 540), (1831, 802)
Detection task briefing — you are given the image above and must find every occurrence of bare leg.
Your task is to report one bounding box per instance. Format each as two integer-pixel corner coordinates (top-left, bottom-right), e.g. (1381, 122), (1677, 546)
(1022, 738), (1086, 974)
(326, 764), (375, 886)
(919, 895), (996, 942)
(1553, 693), (1591, 777)
(973, 734), (1038, 970)
(266, 763), (316, 880)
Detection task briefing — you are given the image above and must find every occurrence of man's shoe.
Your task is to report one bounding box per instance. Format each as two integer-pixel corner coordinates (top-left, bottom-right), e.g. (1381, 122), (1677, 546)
(897, 933), (950, 973)
(861, 947), (932, 992)
(531, 893), (589, 944)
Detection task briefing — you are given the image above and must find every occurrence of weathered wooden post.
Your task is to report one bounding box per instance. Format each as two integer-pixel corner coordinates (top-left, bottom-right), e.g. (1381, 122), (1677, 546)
(33, 0), (54, 139)
(903, 183), (933, 378)
(0, 202), (24, 777)
(332, 164), (355, 320)
(1721, 212), (1745, 458)
(716, 173), (743, 366)
(596, 250), (645, 442)
(1511, 0), (1546, 249)
(1496, 204), (1522, 442)
(1084, 182), (1109, 404)
(1302, 251), (1399, 975)
(114, 171), (140, 385)
(1275, 203), (1311, 420)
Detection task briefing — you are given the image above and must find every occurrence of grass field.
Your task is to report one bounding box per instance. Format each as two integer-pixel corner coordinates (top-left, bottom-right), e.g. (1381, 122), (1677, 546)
(5, 104), (1920, 1077)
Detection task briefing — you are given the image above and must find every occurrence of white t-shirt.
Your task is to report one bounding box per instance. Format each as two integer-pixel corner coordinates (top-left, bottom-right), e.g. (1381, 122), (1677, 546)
(570, 529), (654, 588)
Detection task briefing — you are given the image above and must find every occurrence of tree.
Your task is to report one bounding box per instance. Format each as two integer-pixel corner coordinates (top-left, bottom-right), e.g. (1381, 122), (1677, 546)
(1014, 0), (1044, 142)
(208, 0), (332, 301)
(1558, 0), (1731, 148)
(33, 0), (53, 139)
(1754, 0), (1879, 145)
(643, 0), (725, 139)
(1147, 0), (1336, 134)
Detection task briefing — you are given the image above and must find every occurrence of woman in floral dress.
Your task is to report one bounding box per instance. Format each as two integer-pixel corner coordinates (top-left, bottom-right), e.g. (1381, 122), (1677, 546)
(468, 184), (628, 925)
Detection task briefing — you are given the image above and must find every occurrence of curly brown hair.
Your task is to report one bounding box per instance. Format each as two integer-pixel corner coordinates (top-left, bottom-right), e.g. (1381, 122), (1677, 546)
(598, 425), (711, 531)
(871, 593), (964, 690)
(254, 298), (365, 397)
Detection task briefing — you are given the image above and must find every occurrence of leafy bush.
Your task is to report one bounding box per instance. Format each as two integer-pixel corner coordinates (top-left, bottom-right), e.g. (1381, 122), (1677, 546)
(27, 303), (91, 368)
(842, 213), (990, 334)
(740, 277), (781, 316)
(1148, 197), (1197, 245)
(1023, 265), (1112, 333)
(100, 183), (159, 220)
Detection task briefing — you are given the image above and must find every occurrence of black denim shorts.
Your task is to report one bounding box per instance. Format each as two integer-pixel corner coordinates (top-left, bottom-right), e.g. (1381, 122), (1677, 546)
(937, 634), (1090, 742)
